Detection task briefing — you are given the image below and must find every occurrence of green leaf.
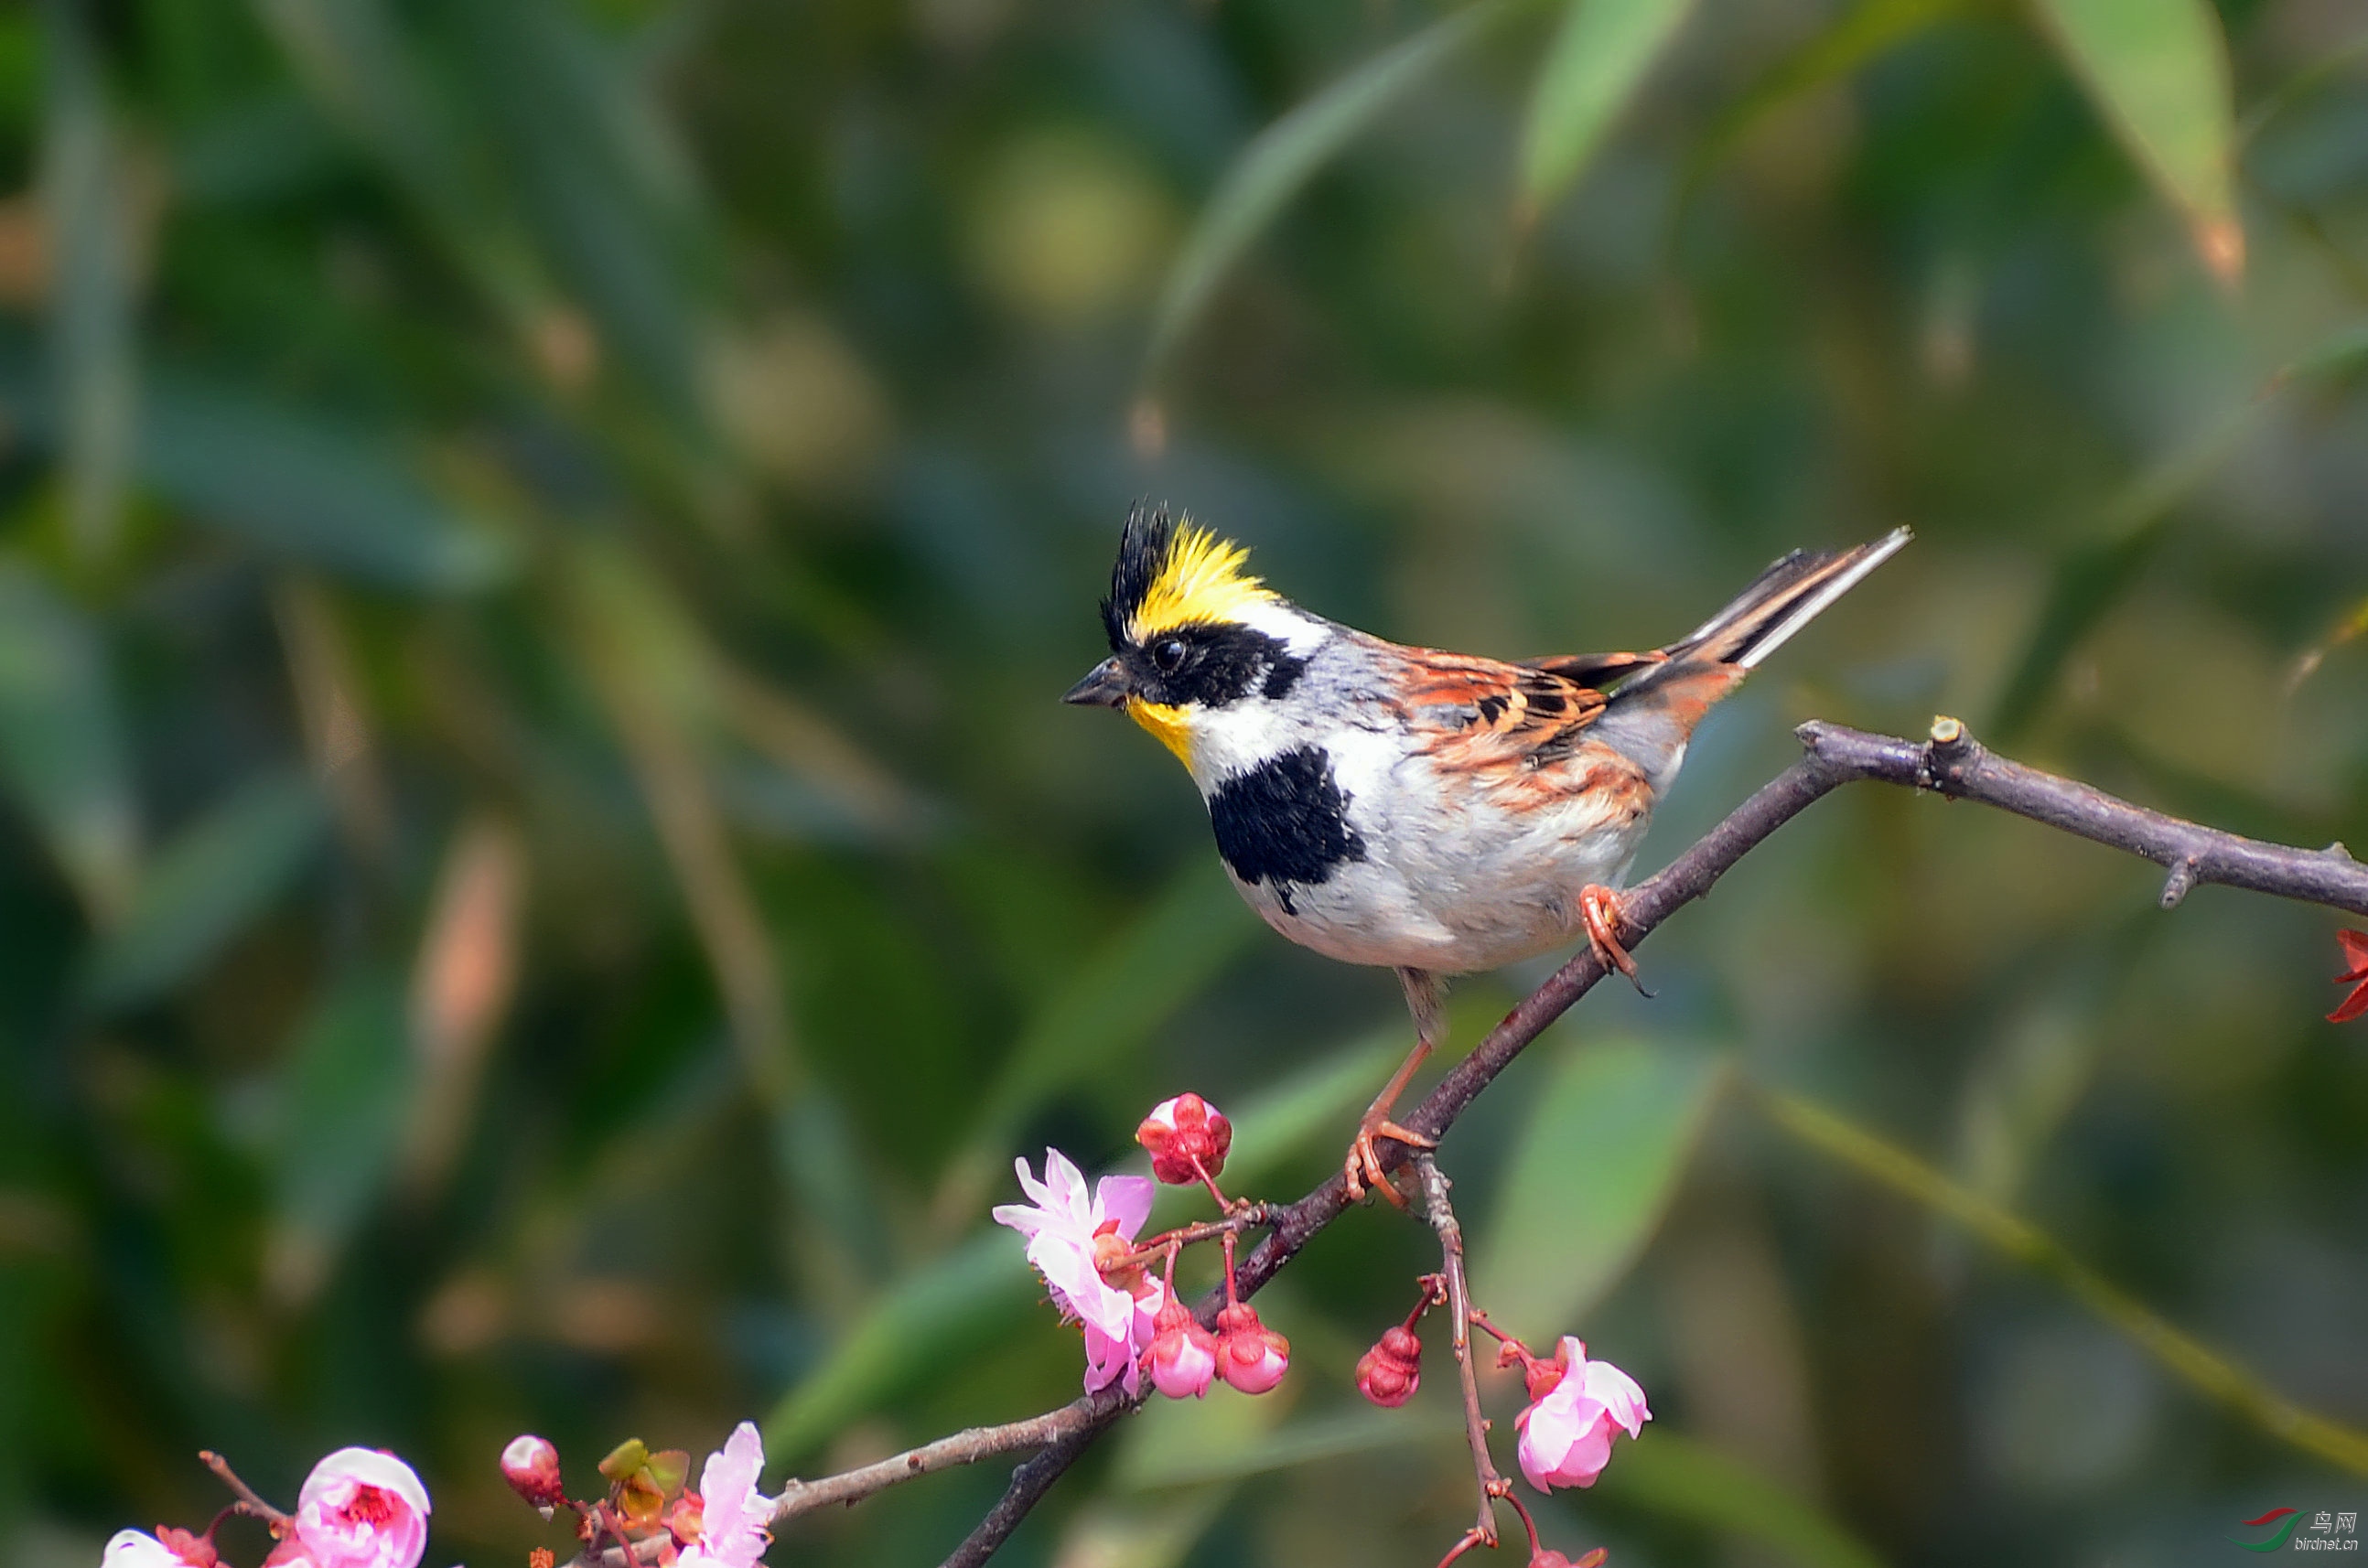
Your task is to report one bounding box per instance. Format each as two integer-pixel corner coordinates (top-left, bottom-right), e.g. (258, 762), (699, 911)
(1144, 0), (1511, 379)
(640, 1448), (691, 1495)
(248, 0), (477, 235)
(1668, 0), (1963, 252)
(2028, 0), (2240, 272)
(1987, 317), (2368, 742)
(0, 353), (512, 593)
(454, 0), (715, 428)
(1518, 0), (1698, 220)
(39, 0), (139, 564)
(1600, 1430), (1888, 1568)
(762, 1227), (1039, 1464)
(1471, 1035), (1725, 1337)
(599, 1438), (651, 1481)
(141, 370), (512, 590)
(1116, 1402), (1438, 1490)
(0, 564), (137, 920)
(269, 971), (410, 1303)
(932, 858), (1259, 1228)
(81, 772), (328, 1014)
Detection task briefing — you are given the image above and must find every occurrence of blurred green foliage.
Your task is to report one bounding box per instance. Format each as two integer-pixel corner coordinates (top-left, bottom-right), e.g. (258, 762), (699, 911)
(1, 0), (2366, 1565)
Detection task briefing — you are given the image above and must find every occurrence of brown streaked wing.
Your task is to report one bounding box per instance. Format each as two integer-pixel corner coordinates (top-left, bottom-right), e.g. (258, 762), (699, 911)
(1389, 650), (1610, 776)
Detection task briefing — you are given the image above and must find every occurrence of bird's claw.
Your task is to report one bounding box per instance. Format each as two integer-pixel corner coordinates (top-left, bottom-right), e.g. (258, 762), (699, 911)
(1343, 1117), (1435, 1206)
(1579, 884), (1653, 997)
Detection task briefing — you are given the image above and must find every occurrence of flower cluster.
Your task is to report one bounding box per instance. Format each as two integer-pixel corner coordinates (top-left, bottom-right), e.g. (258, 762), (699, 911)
(996, 1093), (1291, 1403)
(527, 1423), (775, 1568)
(1350, 1258), (1649, 1560)
(104, 1450), (432, 1568)
(102, 1423), (776, 1568)
(993, 1149), (1168, 1395)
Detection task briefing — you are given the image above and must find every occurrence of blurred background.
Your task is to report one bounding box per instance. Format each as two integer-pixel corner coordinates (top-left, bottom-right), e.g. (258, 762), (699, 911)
(1, 0), (2365, 1563)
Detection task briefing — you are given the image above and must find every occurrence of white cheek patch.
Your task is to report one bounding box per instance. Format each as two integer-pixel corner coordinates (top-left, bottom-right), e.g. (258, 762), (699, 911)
(1188, 702), (1304, 793)
(1233, 600), (1329, 658)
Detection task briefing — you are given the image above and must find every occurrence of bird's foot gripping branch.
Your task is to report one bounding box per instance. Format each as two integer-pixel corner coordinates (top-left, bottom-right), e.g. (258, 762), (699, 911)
(99, 721), (2368, 1568)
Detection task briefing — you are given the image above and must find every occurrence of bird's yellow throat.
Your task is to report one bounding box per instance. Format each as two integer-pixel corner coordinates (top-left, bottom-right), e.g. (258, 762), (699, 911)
(1125, 697), (1194, 768)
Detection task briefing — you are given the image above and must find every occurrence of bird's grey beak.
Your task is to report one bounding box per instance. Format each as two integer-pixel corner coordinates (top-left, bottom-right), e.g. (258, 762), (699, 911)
(1062, 658), (1130, 708)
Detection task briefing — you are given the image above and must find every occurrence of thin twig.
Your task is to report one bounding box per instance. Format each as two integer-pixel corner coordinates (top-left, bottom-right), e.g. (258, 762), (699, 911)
(917, 716), (2368, 1564)
(1413, 1155), (1506, 1554)
(199, 1451), (288, 1527)
(1107, 1204), (1272, 1271)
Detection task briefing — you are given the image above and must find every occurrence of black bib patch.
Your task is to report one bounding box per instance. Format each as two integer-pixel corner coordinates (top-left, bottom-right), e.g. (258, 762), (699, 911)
(1207, 746), (1366, 913)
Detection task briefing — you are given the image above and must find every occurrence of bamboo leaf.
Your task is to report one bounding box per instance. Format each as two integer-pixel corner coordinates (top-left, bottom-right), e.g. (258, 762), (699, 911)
(0, 564), (137, 921)
(2027, 0), (2242, 276)
(267, 970), (412, 1305)
(0, 354), (511, 591)
(1667, 0), (1963, 251)
(1116, 1404), (1424, 1490)
(1518, 0), (1697, 220)
(141, 370), (512, 590)
(81, 773), (328, 1015)
(931, 858), (1259, 1230)
(1988, 317), (2368, 742)
(1598, 1431), (1888, 1568)
(761, 1227), (1038, 1464)
(1472, 1036), (1724, 1337)
(1758, 1086), (2368, 1477)
(1144, 0), (1509, 379)
(39, 0), (139, 563)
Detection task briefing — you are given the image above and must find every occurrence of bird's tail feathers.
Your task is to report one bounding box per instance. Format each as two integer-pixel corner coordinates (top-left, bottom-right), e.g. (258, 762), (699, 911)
(1661, 525), (1911, 674)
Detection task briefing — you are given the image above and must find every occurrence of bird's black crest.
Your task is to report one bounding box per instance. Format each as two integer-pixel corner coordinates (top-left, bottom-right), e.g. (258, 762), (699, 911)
(1101, 501), (1175, 652)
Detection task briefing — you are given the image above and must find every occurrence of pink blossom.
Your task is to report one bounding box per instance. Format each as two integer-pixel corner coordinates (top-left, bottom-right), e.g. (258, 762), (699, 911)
(1514, 1338), (1649, 1491)
(1145, 1301), (1219, 1399)
(287, 1447), (431, 1568)
(993, 1149), (1167, 1394)
(1213, 1302), (1289, 1395)
(1136, 1093), (1232, 1186)
(676, 1422), (772, 1568)
(102, 1531), (211, 1568)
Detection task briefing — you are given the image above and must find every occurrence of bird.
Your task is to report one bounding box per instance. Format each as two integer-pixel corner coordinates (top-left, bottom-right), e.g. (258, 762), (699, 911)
(1064, 505), (1910, 1202)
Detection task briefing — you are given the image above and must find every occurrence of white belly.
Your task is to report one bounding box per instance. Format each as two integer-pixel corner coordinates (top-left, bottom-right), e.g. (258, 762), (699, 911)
(1220, 782), (1650, 974)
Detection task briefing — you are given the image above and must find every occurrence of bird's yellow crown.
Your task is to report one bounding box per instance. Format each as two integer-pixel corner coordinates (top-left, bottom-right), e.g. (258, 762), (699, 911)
(1108, 510), (1276, 646)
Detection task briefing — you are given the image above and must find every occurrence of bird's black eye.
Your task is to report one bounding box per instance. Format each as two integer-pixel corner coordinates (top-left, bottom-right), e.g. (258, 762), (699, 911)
(1153, 638), (1187, 673)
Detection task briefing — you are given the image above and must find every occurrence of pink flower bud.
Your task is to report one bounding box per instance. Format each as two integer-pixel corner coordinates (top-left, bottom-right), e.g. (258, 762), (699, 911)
(1145, 1301), (1220, 1399)
(1514, 1338), (1649, 1492)
(1529, 1551), (1606, 1568)
(289, 1447), (432, 1568)
(1213, 1302), (1289, 1395)
(1354, 1324), (1422, 1408)
(500, 1435), (565, 1514)
(1136, 1093), (1232, 1187)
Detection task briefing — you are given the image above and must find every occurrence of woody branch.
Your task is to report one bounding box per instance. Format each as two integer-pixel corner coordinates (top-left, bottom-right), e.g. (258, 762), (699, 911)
(719, 716), (2368, 1568)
